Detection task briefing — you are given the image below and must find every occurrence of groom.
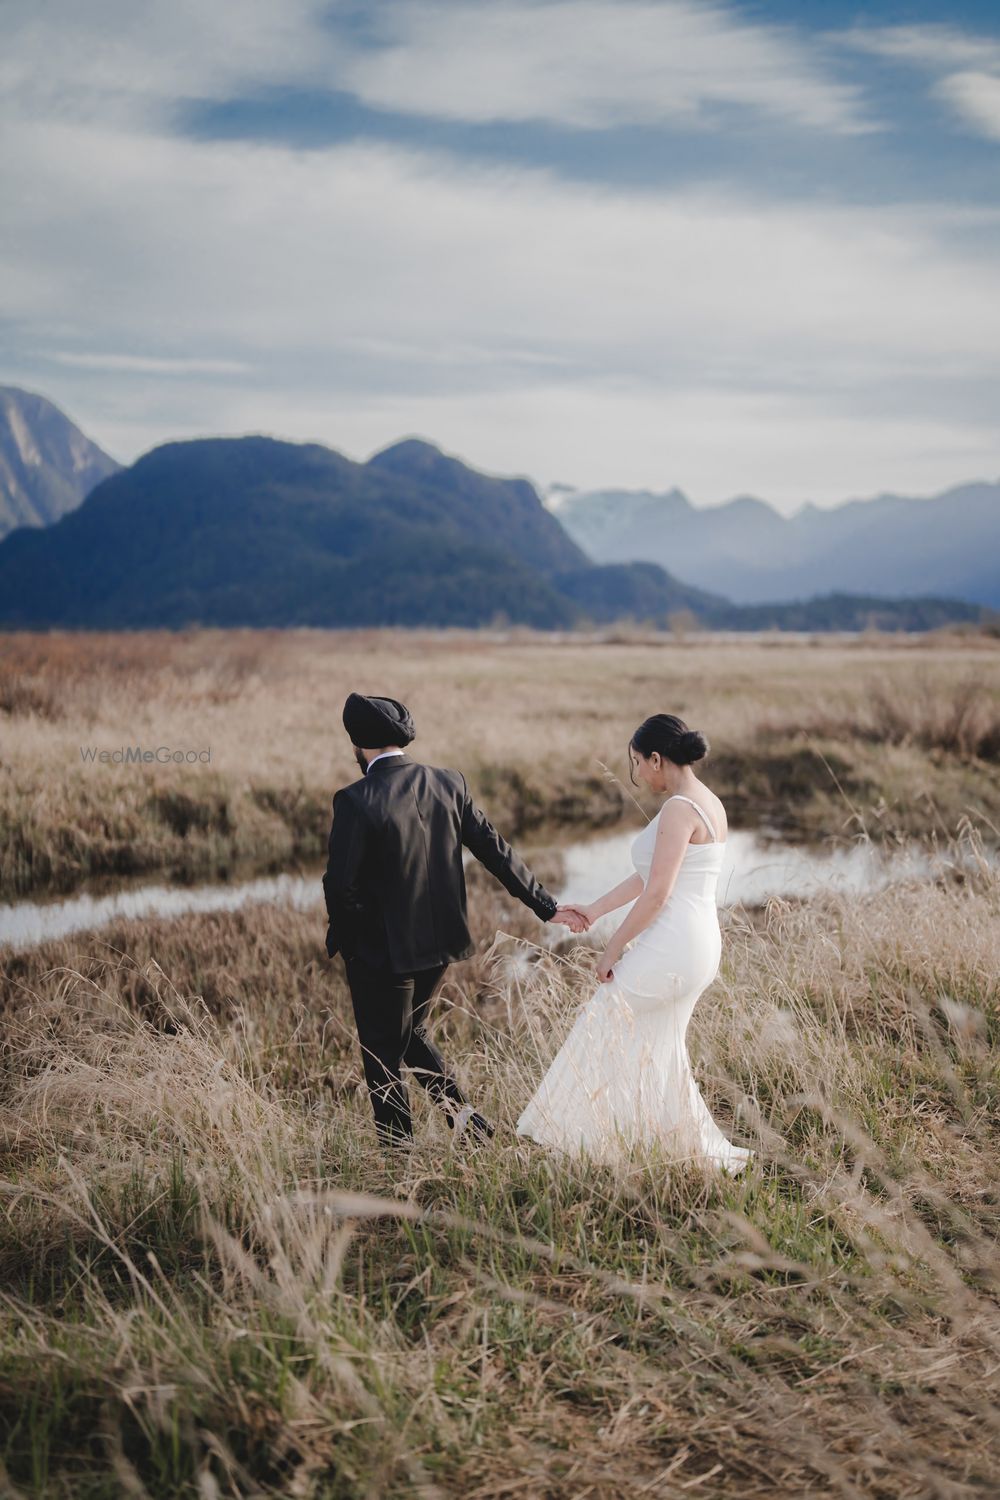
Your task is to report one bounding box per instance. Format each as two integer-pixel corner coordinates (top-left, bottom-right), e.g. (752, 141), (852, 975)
(324, 692), (584, 1150)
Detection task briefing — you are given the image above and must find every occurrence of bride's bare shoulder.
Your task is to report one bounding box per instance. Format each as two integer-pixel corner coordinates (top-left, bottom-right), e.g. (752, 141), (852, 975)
(705, 785), (728, 838)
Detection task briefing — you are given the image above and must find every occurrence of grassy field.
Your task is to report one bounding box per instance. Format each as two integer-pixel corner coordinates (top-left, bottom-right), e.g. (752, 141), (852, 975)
(1, 849), (998, 1496)
(1, 628), (999, 1496)
(1, 628), (999, 899)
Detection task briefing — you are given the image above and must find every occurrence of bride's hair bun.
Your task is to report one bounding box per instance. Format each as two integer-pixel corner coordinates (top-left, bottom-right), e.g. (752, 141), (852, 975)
(677, 729), (709, 764)
(629, 714), (709, 769)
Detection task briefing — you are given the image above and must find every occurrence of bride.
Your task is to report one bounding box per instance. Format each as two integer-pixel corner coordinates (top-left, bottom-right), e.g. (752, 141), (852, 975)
(516, 713), (752, 1173)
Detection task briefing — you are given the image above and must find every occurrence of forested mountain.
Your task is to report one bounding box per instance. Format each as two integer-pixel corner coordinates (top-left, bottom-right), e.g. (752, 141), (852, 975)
(0, 435), (709, 629)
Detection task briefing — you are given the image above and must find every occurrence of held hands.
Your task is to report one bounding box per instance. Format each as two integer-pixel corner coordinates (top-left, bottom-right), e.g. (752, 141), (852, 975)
(551, 903), (592, 934)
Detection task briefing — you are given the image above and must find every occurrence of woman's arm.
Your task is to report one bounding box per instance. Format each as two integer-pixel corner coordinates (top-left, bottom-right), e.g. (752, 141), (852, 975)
(596, 804), (695, 980)
(581, 871), (644, 923)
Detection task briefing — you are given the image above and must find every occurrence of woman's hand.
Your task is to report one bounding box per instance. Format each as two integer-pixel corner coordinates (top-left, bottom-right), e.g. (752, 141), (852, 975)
(552, 904), (591, 933)
(596, 949), (617, 983)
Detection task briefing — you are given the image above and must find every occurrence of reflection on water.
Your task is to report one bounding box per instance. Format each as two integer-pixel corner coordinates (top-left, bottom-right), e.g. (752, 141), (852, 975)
(0, 873), (323, 952)
(558, 826), (939, 913)
(0, 825), (974, 953)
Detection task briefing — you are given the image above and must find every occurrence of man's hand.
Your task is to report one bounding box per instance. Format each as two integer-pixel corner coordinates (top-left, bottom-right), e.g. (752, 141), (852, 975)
(552, 904), (592, 934)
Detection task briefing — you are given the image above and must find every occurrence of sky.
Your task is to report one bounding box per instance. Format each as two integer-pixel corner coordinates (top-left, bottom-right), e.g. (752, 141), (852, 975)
(2, 0), (1000, 512)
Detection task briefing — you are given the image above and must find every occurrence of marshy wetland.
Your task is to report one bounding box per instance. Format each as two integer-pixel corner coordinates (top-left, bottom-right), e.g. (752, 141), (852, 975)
(1, 627), (999, 1497)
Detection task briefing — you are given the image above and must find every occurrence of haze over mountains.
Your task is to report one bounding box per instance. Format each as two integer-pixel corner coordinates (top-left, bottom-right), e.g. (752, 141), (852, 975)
(0, 386), (120, 540)
(0, 383), (991, 632)
(547, 480), (1000, 610)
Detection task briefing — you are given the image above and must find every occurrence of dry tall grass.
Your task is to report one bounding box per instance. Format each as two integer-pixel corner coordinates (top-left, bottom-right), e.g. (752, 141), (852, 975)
(1, 840), (998, 1496)
(2, 629), (999, 898)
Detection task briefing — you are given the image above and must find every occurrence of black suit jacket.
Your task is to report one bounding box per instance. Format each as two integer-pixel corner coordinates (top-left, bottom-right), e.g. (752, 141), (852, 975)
(323, 753), (558, 973)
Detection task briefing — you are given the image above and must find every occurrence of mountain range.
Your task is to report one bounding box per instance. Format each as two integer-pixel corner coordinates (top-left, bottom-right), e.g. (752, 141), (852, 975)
(0, 434), (716, 629)
(0, 383), (990, 632)
(546, 479), (1000, 609)
(0, 385), (120, 540)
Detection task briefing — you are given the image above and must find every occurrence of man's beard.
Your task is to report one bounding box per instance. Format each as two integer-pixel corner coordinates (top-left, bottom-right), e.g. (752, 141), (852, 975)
(353, 747), (369, 774)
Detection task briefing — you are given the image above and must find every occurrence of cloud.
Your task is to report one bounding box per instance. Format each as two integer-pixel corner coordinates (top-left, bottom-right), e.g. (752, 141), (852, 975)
(0, 0), (334, 129)
(1, 2), (999, 508)
(835, 24), (1000, 143)
(340, 0), (872, 134)
(2, 0), (869, 138)
(50, 353), (253, 375)
(8, 123), (998, 368)
(835, 24), (1000, 72)
(934, 71), (1000, 143)
(0, 0), (876, 151)
(4, 109), (999, 505)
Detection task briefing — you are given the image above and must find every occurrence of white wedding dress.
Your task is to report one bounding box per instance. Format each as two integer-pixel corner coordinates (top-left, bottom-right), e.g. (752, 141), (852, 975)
(516, 795), (752, 1172)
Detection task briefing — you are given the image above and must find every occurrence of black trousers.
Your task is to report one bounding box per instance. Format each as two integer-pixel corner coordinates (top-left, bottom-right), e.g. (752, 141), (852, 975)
(344, 954), (469, 1145)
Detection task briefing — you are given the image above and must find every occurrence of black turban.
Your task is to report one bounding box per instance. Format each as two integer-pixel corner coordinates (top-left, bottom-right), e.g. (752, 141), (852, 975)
(342, 692), (415, 747)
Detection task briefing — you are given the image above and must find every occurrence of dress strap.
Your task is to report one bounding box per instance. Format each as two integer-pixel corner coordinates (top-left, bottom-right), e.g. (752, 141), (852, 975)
(666, 794), (718, 843)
